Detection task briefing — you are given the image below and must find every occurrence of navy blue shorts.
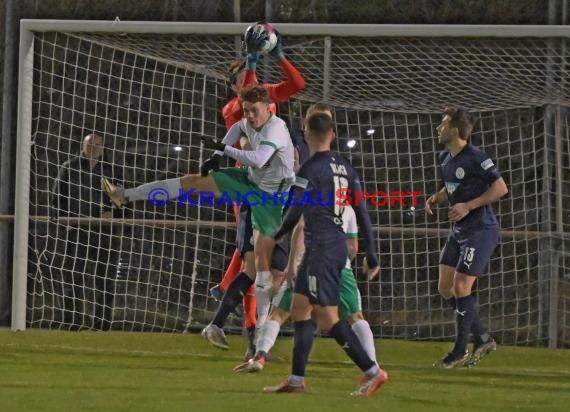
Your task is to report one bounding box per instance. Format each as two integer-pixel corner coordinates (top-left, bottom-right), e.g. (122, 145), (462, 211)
(235, 203), (289, 272)
(294, 247), (347, 306)
(439, 226), (499, 276)
(235, 203), (254, 257)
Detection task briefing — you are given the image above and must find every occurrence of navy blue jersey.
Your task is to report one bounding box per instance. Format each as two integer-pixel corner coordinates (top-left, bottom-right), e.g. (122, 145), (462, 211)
(290, 128), (311, 167)
(274, 151), (378, 268)
(440, 144), (501, 229)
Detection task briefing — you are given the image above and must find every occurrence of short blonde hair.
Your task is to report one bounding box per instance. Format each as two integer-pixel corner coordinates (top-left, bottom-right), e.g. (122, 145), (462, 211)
(306, 103), (335, 122)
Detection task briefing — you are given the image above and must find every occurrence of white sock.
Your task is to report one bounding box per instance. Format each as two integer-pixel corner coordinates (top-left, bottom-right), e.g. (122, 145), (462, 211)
(352, 319), (377, 363)
(124, 177), (181, 202)
(254, 271), (272, 338)
(257, 319), (281, 354)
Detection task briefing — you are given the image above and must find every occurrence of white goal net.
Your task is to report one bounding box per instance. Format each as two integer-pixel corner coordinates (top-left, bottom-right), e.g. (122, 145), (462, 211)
(16, 22), (570, 347)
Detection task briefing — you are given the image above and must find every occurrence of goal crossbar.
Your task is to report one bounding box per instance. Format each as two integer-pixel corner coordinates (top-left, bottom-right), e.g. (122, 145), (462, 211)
(20, 20), (570, 38)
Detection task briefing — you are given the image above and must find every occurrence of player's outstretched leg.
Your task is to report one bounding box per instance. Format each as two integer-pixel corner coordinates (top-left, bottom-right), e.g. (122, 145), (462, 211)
(101, 176), (184, 208)
(103, 174), (218, 209)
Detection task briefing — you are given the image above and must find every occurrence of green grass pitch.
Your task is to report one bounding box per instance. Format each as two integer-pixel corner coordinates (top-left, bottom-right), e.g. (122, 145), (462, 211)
(0, 330), (568, 411)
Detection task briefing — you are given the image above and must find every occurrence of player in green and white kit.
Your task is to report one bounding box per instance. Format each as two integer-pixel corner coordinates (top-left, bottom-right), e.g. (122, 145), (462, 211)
(101, 86), (295, 348)
(233, 205), (378, 373)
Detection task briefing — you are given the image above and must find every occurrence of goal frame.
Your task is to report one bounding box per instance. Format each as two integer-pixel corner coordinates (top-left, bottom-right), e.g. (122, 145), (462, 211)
(13, 21), (569, 347)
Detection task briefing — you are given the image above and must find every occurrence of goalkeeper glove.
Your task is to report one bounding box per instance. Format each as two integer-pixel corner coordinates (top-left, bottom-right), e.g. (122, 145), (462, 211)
(245, 51), (260, 70)
(269, 31), (285, 60)
(245, 28), (264, 54)
(200, 154), (222, 177)
(201, 136), (226, 152)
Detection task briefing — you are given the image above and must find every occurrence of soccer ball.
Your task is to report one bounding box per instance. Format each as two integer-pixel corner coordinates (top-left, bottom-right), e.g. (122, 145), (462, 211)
(244, 22), (278, 54)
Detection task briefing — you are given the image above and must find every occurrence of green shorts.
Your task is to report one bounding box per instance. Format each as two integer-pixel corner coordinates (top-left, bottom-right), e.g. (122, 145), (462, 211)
(339, 267), (362, 319)
(211, 167), (284, 237)
(273, 267), (362, 318)
(273, 282), (293, 312)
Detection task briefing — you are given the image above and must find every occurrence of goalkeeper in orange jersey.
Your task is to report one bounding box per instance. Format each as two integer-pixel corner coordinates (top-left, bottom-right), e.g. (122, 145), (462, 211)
(205, 28), (306, 358)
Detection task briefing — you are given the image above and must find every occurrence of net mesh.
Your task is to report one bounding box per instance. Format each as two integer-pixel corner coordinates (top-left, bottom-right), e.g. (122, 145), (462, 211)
(80, 33), (570, 111)
(25, 30), (570, 346)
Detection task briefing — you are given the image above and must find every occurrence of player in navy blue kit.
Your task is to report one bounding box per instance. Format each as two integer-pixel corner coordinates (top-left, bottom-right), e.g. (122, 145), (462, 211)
(263, 112), (388, 396)
(426, 107), (508, 369)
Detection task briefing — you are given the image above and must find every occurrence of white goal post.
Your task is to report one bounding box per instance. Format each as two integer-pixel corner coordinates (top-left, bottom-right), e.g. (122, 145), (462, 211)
(13, 21), (570, 348)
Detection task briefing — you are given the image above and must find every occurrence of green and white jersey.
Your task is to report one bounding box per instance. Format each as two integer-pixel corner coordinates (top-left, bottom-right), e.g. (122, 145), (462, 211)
(239, 115), (295, 194)
(342, 205), (358, 268)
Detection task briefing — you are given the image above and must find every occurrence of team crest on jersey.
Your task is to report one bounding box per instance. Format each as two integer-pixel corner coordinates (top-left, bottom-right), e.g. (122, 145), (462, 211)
(445, 181), (460, 195)
(481, 159), (494, 170)
(455, 167), (465, 179)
